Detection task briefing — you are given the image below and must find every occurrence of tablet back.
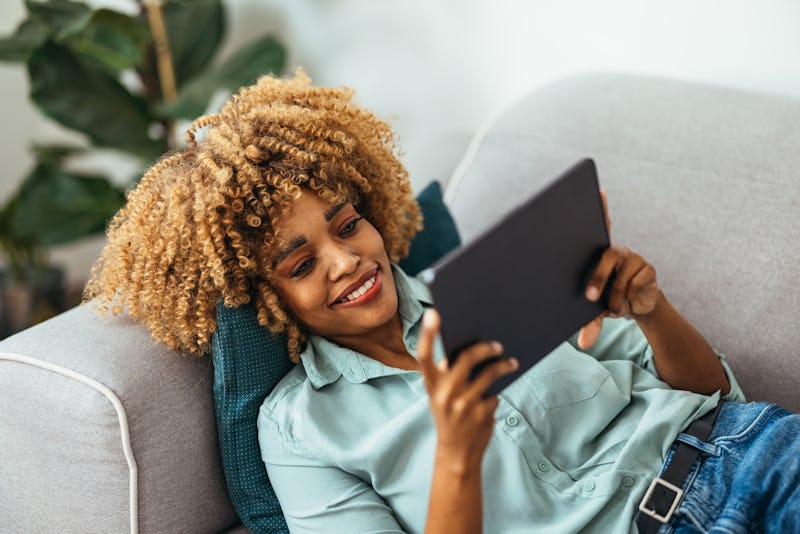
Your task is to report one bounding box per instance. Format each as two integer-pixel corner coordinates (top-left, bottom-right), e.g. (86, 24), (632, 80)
(423, 158), (609, 395)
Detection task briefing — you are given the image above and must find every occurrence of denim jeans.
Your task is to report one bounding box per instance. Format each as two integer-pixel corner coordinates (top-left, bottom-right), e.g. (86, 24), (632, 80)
(658, 402), (800, 533)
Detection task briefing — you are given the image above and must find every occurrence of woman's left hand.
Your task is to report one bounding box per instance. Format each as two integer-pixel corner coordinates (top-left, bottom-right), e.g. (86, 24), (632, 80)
(577, 190), (661, 349)
(577, 246), (662, 348)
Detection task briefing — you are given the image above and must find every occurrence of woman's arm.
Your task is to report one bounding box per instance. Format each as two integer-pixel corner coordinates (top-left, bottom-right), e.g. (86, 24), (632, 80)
(417, 310), (518, 534)
(578, 246), (730, 395)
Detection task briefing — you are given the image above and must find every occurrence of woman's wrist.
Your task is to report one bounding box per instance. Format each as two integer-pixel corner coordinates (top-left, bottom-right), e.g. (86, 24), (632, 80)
(434, 444), (484, 481)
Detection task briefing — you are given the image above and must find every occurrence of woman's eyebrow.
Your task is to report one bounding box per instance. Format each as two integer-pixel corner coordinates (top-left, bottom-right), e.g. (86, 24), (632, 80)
(273, 201), (348, 267)
(325, 200), (347, 221)
(273, 236), (306, 268)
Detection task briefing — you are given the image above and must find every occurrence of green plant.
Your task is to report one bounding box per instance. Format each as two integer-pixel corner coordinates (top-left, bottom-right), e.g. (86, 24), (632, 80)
(0, 0), (286, 279)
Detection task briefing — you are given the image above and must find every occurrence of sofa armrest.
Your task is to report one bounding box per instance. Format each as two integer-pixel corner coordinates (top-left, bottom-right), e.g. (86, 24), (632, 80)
(0, 304), (241, 533)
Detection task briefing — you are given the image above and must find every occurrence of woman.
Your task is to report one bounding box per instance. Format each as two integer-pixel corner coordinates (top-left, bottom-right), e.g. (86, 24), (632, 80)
(86, 70), (799, 533)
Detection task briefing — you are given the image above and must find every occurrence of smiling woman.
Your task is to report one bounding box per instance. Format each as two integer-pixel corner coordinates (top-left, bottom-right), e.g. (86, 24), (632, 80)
(83, 68), (421, 360)
(82, 68), (800, 534)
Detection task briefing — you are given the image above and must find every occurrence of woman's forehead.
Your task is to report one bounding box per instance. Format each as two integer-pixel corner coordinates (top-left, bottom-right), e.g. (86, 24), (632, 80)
(271, 190), (354, 246)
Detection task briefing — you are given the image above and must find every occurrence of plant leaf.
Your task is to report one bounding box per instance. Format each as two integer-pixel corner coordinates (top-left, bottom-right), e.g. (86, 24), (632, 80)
(7, 162), (125, 245)
(28, 41), (164, 159)
(162, 0), (224, 86)
(0, 18), (50, 62)
(214, 35), (286, 86)
(30, 143), (89, 162)
(59, 9), (150, 74)
(26, 0), (92, 35)
(158, 35), (286, 119)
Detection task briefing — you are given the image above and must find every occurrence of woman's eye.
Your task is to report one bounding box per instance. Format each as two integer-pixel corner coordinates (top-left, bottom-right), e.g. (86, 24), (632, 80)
(340, 216), (363, 237)
(290, 258), (315, 278)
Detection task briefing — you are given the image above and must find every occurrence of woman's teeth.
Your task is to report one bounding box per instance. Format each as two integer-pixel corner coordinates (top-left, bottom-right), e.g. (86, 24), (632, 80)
(339, 275), (376, 303)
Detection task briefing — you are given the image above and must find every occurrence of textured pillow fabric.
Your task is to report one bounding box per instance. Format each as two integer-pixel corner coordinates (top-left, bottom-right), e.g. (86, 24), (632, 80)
(398, 180), (461, 277)
(212, 180), (460, 534)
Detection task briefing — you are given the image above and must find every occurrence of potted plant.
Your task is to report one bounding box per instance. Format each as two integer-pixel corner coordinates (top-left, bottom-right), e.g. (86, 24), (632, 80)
(0, 0), (286, 337)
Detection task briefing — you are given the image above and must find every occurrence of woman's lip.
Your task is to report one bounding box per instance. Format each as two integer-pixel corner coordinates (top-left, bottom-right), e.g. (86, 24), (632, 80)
(332, 267), (379, 304)
(331, 270), (382, 308)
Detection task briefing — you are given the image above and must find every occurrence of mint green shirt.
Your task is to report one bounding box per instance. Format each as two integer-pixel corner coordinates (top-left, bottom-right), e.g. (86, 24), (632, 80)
(258, 264), (744, 533)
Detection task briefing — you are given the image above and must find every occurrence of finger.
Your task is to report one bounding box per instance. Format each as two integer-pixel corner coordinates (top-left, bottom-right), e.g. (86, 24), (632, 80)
(464, 356), (519, 402)
(448, 340), (505, 387)
(476, 395), (501, 420)
(485, 395), (500, 413)
(577, 313), (605, 349)
(626, 264), (657, 300)
(627, 264), (659, 315)
(599, 188), (611, 237)
(607, 253), (646, 315)
(585, 246), (626, 302)
(418, 309), (441, 387)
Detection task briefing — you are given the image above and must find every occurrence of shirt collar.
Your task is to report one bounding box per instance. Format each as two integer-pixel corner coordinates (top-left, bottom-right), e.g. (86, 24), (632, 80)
(299, 263), (434, 389)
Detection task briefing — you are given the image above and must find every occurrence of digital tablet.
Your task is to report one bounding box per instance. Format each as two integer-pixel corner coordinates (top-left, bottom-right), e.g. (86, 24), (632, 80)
(421, 158), (610, 395)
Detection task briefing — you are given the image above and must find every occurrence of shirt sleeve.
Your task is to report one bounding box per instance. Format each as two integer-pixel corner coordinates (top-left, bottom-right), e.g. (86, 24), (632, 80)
(258, 407), (407, 534)
(566, 317), (746, 402)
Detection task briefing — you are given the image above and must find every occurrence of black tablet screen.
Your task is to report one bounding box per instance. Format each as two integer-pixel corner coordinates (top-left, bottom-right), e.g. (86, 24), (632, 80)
(423, 158), (609, 395)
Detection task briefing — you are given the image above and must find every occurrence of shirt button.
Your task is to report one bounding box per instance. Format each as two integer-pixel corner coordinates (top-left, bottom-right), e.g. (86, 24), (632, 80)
(410, 340), (418, 349)
(622, 476), (635, 487)
(537, 460), (550, 472)
(585, 480), (597, 492)
(505, 414), (519, 426)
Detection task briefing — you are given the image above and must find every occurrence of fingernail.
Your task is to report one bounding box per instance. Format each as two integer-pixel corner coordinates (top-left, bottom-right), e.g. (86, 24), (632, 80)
(509, 357), (519, 369)
(586, 287), (599, 301)
(491, 341), (503, 353)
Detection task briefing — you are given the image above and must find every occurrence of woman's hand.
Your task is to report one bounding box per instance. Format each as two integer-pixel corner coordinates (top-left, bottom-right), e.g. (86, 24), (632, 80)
(417, 309), (518, 471)
(419, 309), (518, 534)
(577, 189), (662, 349)
(577, 245), (662, 349)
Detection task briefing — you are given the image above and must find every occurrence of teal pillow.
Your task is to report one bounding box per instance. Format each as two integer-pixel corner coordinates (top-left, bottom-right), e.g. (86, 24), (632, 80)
(212, 180), (460, 534)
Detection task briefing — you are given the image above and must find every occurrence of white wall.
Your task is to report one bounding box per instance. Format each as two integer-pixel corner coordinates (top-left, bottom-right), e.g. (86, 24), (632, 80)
(2, 0), (800, 287)
(256, 0), (800, 187)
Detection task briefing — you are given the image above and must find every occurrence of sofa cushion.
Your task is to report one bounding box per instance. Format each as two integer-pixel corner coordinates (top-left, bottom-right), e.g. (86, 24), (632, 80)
(212, 180), (460, 533)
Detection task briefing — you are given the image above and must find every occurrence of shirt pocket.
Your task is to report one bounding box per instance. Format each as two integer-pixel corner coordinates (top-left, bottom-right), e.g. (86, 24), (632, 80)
(532, 364), (611, 408)
(520, 348), (631, 476)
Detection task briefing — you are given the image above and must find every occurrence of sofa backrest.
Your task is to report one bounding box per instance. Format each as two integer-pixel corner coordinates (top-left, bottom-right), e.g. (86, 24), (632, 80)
(446, 73), (800, 412)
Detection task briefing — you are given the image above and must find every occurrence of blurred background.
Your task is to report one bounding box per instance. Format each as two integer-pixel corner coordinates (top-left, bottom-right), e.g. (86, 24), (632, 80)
(2, 0), (799, 336)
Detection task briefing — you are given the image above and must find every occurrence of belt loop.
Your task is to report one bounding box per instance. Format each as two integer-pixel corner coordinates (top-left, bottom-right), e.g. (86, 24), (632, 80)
(636, 402), (724, 533)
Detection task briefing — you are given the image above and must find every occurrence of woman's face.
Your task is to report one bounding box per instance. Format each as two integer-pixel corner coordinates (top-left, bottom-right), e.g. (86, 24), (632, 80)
(270, 189), (399, 340)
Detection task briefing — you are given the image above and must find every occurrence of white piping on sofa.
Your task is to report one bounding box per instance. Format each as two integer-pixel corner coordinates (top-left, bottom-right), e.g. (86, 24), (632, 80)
(0, 352), (139, 534)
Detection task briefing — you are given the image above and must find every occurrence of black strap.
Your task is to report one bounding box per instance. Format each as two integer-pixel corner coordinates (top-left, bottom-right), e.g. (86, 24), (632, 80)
(636, 403), (722, 533)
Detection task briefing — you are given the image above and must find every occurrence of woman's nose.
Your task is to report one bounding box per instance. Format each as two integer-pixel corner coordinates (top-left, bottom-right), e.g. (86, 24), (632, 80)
(327, 244), (359, 280)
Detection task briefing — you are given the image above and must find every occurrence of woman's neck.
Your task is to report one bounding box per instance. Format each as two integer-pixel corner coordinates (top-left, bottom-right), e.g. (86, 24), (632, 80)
(329, 312), (420, 371)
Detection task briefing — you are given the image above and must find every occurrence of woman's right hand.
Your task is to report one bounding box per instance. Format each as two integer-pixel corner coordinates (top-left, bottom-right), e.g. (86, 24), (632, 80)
(417, 309), (519, 471)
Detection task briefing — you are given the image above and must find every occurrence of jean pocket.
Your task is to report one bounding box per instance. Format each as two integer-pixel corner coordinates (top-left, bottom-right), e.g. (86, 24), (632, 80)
(710, 402), (784, 446)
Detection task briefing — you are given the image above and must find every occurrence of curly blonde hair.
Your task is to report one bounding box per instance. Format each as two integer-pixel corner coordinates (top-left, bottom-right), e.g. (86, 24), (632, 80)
(84, 69), (422, 360)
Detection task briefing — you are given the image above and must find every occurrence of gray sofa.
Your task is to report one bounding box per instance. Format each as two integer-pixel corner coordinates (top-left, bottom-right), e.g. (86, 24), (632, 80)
(1, 73), (798, 533)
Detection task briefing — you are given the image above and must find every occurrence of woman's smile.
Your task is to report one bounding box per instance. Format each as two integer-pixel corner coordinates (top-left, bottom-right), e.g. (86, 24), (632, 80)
(331, 268), (383, 307)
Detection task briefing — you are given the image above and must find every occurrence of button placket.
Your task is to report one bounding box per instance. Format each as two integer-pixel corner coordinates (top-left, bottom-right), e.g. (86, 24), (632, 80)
(495, 399), (568, 489)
